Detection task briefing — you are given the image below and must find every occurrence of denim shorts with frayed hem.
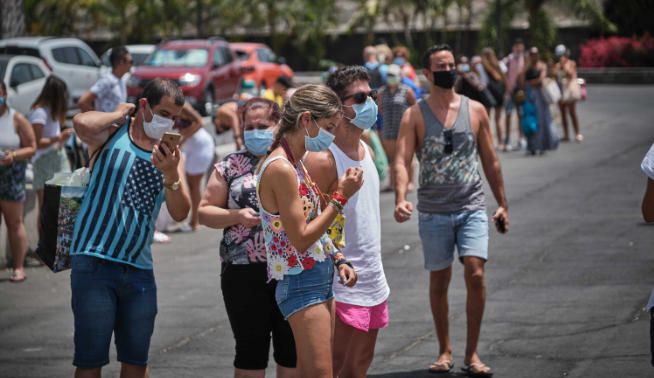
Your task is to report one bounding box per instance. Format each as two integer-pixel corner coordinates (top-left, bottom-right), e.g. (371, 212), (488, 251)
(70, 254), (157, 368)
(418, 209), (489, 271)
(275, 259), (334, 320)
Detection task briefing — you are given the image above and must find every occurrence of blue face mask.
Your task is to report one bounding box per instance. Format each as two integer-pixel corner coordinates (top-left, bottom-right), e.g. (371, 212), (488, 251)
(393, 57), (406, 66)
(346, 96), (378, 130)
(244, 129), (274, 156)
(304, 119), (335, 152)
(0, 96), (5, 106)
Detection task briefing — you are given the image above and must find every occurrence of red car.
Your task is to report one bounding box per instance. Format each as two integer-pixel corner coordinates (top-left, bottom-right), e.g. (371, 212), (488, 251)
(127, 38), (242, 115)
(230, 42), (293, 90)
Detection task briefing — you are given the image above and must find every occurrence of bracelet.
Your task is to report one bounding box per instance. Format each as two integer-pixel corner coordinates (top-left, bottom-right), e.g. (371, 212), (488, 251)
(329, 199), (344, 213)
(335, 258), (353, 269)
(331, 191), (347, 207)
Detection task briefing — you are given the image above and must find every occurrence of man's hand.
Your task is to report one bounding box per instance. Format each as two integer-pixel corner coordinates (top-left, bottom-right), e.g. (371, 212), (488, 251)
(394, 200), (413, 223)
(493, 206), (509, 234)
(238, 208), (261, 228)
(152, 142), (180, 179)
(116, 102), (136, 118)
(338, 264), (357, 287)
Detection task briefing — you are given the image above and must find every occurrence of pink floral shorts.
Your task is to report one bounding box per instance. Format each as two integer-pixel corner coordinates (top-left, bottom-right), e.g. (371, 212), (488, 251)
(335, 300), (389, 333)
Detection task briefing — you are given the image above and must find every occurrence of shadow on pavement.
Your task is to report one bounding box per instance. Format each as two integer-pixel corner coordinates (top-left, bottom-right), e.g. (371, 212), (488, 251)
(368, 370), (467, 377)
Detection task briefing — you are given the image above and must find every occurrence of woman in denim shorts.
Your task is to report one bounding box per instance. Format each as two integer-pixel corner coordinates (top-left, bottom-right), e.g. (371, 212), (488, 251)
(257, 84), (362, 377)
(0, 81), (36, 282)
(199, 98), (298, 376)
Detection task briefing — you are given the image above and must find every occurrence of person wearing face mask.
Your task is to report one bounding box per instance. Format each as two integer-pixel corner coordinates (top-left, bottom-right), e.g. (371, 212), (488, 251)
(392, 46), (418, 85)
(377, 64), (417, 191)
(256, 84), (362, 378)
(78, 46), (132, 113)
(394, 45), (509, 376)
(69, 78), (191, 378)
(0, 81), (37, 283)
(303, 66), (390, 378)
(198, 98), (299, 377)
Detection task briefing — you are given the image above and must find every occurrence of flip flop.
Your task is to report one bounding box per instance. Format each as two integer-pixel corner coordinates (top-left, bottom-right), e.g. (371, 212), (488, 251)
(461, 362), (493, 377)
(428, 360), (454, 374)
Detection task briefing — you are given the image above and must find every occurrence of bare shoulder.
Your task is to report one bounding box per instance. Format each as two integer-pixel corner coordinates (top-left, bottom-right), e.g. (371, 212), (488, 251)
(304, 150), (335, 172)
(468, 97), (487, 116)
(13, 111), (29, 126)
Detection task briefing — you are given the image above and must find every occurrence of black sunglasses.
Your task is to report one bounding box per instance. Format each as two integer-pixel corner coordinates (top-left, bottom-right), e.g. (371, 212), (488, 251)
(443, 129), (453, 155)
(342, 90), (377, 104)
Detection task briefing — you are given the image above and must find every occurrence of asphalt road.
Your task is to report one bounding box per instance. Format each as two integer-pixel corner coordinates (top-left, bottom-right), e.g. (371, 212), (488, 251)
(1, 85), (653, 378)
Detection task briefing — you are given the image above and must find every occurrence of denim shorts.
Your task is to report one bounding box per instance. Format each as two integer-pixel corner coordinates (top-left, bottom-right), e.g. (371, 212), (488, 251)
(70, 255), (157, 368)
(418, 209), (489, 271)
(275, 259), (334, 319)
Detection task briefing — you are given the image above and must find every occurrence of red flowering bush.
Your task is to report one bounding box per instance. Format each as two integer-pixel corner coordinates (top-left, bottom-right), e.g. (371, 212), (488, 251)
(580, 33), (654, 67)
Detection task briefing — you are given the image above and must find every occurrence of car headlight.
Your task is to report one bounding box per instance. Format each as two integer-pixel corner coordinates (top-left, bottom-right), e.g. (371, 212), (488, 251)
(127, 75), (141, 87)
(179, 73), (201, 87)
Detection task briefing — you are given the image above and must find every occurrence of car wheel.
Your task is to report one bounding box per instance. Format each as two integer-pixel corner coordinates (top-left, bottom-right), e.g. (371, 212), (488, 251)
(203, 87), (214, 116)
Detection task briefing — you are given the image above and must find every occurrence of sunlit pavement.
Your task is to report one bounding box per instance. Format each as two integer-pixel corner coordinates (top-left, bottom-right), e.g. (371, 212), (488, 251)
(1, 85), (653, 377)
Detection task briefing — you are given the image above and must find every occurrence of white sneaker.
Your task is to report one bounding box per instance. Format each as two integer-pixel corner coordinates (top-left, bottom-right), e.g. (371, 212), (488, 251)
(153, 231), (171, 243)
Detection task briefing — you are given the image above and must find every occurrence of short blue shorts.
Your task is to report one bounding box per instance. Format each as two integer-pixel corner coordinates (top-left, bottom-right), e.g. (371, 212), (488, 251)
(275, 259), (334, 319)
(70, 255), (157, 368)
(418, 209), (489, 271)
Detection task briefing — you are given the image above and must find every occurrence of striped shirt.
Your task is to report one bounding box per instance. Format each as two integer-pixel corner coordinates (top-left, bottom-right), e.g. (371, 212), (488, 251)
(70, 119), (165, 269)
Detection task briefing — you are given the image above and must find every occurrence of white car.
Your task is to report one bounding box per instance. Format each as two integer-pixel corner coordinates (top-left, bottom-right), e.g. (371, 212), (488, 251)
(0, 37), (102, 111)
(0, 54), (50, 115)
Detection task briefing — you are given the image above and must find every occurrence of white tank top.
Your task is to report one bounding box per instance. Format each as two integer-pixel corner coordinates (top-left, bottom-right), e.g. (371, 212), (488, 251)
(0, 108), (20, 150)
(328, 140), (389, 306)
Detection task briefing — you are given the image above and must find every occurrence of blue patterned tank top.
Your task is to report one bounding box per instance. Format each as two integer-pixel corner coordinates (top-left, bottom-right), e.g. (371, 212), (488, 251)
(70, 119), (165, 269)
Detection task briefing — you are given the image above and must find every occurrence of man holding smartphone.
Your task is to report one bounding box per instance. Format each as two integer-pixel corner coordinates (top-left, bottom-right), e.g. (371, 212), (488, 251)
(394, 45), (508, 376)
(69, 78), (190, 378)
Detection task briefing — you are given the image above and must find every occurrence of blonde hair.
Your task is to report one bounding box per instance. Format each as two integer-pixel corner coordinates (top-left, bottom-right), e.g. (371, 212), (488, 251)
(270, 84), (342, 151)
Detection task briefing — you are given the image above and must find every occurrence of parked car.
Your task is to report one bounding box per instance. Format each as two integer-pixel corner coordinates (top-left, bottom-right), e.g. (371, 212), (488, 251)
(0, 54), (50, 115)
(0, 37), (102, 111)
(127, 38), (242, 115)
(100, 44), (155, 67)
(230, 42), (294, 90)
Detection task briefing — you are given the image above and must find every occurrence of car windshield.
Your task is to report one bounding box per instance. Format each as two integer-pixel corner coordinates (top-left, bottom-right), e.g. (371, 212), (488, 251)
(132, 53), (150, 66)
(145, 48), (208, 67)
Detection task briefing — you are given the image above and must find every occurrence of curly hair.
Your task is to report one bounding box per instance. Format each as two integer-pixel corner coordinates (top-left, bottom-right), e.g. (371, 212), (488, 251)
(325, 66), (370, 100)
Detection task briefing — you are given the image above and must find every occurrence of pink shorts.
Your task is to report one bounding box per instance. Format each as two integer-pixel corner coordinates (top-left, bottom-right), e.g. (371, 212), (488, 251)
(335, 300), (389, 333)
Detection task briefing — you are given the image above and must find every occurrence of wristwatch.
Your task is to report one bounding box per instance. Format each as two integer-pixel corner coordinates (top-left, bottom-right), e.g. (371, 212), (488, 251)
(164, 179), (181, 191)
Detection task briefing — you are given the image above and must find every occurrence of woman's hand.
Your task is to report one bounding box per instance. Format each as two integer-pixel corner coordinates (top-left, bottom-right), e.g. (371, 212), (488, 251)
(338, 263), (357, 287)
(337, 167), (364, 199)
(238, 208), (261, 228)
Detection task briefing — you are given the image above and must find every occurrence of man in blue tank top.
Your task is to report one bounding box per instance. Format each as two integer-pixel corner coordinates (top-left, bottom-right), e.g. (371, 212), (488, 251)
(70, 79), (190, 377)
(394, 45), (509, 376)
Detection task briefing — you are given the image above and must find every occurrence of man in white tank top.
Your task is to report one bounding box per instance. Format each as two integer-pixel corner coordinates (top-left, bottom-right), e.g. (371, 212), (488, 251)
(305, 66), (390, 377)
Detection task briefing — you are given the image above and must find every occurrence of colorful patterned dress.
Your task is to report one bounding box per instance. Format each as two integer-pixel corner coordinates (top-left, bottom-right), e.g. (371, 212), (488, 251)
(256, 156), (336, 281)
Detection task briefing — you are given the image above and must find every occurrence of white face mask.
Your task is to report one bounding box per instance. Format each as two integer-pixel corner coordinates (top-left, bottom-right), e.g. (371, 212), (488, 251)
(142, 103), (173, 140)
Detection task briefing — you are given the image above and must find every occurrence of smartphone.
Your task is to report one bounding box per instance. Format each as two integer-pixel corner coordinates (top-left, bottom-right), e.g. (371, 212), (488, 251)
(494, 213), (506, 233)
(160, 131), (182, 149)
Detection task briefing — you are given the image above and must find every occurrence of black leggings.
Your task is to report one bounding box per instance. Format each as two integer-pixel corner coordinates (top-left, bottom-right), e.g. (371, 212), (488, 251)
(221, 263), (296, 370)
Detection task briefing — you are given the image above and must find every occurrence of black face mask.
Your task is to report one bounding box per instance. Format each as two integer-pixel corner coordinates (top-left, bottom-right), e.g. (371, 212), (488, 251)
(432, 69), (457, 89)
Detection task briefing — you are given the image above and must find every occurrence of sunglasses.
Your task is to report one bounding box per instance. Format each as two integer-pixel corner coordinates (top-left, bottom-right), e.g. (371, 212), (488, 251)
(443, 129), (453, 155)
(342, 90), (377, 104)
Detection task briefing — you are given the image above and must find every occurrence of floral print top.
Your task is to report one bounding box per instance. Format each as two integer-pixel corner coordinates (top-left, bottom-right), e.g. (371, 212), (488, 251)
(215, 150), (267, 264)
(256, 156), (336, 281)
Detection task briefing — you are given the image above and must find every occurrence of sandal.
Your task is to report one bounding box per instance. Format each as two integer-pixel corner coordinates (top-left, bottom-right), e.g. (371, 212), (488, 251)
(9, 270), (27, 283)
(428, 359), (454, 374)
(461, 362), (493, 377)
